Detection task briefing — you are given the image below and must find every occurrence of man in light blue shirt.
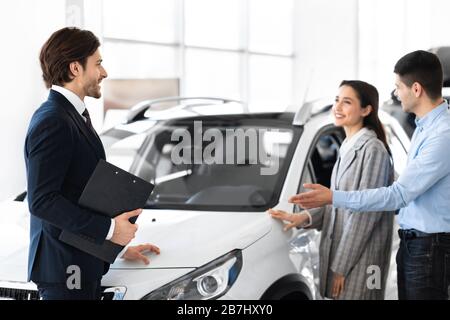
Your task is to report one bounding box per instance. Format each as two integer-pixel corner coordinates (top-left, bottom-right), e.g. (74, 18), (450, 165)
(291, 50), (450, 300)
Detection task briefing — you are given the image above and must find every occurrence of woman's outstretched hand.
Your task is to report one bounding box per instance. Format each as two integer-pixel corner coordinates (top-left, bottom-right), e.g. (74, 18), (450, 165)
(268, 209), (309, 231)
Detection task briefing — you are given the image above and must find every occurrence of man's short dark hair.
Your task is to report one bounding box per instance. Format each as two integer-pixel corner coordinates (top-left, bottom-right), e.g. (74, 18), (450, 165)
(39, 27), (100, 89)
(394, 50), (443, 100)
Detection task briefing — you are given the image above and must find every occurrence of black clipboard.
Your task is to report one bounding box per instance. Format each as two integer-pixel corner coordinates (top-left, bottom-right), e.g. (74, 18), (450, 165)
(59, 159), (154, 263)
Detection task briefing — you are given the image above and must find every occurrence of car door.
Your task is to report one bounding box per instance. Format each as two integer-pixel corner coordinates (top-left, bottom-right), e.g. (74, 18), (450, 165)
(289, 126), (344, 297)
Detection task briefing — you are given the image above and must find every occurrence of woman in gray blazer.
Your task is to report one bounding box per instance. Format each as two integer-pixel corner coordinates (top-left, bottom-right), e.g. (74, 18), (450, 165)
(270, 80), (394, 300)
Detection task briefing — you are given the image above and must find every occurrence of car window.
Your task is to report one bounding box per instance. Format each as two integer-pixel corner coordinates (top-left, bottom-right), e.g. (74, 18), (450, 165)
(292, 128), (343, 214)
(307, 129), (344, 188)
(129, 116), (301, 211)
(294, 128), (343, 211)
(293, 160), (315, 213)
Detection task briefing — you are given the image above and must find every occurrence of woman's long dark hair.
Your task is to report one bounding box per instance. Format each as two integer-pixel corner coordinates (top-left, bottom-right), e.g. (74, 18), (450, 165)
(340, 80), (392, 156)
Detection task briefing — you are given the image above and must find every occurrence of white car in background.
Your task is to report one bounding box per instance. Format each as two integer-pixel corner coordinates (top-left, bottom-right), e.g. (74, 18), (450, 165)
(0, 97), (409, 300)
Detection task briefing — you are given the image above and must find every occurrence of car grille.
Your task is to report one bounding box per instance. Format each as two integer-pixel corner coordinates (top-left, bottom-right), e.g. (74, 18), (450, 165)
(0, 286), (120, 300)
(0, 287), (40, 300)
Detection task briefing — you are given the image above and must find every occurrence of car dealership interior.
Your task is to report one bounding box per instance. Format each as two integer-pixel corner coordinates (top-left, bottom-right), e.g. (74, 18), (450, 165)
(1, 0), (450, 301)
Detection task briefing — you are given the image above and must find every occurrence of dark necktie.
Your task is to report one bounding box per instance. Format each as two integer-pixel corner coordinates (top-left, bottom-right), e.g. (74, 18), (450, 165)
(82, 108), (99, 139)
(82, 108), (106, 159)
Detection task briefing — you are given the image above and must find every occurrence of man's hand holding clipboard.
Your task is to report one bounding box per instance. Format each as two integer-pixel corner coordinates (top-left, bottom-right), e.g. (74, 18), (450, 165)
(59, 160), (160, 264)
(110, 208), (142, 246)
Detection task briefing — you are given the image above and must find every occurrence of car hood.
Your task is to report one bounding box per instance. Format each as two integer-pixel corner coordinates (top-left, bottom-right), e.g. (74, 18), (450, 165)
(0, 200), (271, 279)
(110, 210), (271, 269)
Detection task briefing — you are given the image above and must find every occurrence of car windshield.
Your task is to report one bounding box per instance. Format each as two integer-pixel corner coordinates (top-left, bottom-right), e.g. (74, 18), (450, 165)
(109, 114), (301, 211)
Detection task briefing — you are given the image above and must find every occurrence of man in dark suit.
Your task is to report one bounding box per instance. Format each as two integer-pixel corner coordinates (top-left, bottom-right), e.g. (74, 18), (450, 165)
(25, 27), (160, 300)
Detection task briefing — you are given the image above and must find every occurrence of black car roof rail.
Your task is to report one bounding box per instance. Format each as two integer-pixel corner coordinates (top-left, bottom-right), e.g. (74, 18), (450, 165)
(125, 96), (246, 124)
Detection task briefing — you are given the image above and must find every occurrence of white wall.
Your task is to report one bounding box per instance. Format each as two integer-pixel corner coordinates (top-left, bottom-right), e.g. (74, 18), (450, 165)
(293, 0), (359, 105)
(0, 1), (65, 201)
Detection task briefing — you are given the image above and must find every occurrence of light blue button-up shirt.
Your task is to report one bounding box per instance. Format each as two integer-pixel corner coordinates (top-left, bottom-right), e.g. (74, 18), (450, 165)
(333, 101), (450, 233)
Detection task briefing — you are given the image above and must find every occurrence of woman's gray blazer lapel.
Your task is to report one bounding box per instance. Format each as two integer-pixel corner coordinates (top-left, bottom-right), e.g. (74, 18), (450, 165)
(335, 130), (377, 189)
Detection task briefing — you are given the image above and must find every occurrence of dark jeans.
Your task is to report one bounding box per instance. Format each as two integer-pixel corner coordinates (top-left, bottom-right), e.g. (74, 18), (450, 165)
(37, 279), (102, 300)
(397, 229), (450, 300)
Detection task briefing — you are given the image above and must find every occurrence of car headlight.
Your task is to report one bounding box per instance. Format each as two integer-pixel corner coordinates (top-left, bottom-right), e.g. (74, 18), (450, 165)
(142, 250), (242, 300)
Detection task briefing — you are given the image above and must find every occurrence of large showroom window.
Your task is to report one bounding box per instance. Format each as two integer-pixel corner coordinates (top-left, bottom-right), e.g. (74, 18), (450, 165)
(185, 0), (241, 50)
(101, 0), (294, 112)
(184, 49), (241, 100)
(103, 0), (177, 43)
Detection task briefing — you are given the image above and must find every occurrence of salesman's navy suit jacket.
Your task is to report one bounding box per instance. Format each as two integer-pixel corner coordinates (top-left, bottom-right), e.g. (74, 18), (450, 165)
(25, 90), (111, 284)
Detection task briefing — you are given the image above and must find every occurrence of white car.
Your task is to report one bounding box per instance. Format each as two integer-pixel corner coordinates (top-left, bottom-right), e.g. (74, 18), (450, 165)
(0, 97), (410, 300)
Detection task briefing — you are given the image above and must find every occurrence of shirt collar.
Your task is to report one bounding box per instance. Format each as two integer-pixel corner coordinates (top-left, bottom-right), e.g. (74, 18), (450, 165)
(340, 127), (370, 159)
(415, 101), (449, 130)
(51, 85), (85, 116)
